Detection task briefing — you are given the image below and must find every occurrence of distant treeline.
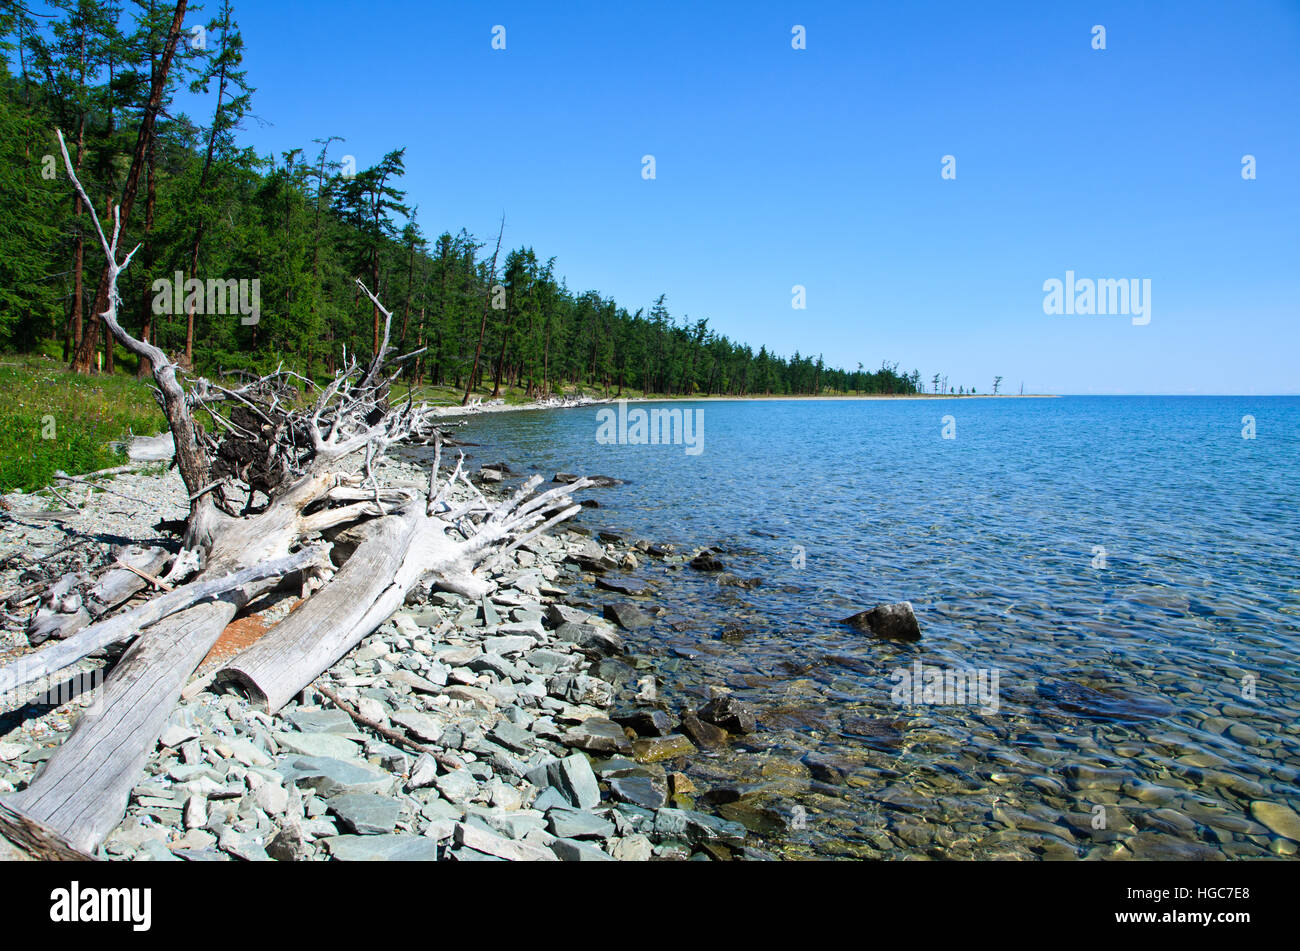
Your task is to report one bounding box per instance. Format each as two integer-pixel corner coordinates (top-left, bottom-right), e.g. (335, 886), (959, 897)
(0, 1), (921, 397)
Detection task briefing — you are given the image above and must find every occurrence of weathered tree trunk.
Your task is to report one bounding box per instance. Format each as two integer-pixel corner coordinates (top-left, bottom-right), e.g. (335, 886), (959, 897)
(137, 100), (158, 378)
(5, 599), (236, 853)
(218, 512), (411, 711)
(0, 802), (94, 861)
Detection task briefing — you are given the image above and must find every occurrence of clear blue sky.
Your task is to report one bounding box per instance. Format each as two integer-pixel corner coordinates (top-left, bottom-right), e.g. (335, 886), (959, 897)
(176, 0), (1298, 394)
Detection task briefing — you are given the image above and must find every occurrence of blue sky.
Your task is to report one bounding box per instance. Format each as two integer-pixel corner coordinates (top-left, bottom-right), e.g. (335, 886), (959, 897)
(174, 0), (1298, 394)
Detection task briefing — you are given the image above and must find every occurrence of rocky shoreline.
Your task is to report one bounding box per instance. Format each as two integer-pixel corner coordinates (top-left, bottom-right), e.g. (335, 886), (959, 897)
(0, 452), (765, 862)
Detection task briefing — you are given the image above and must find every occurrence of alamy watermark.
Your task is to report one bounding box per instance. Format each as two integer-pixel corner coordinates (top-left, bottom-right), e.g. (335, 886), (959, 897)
(4, 662), (105, 715)
(50, 881), (151, 931)
(1042, 270), (1150, 326)
(595, 399), (703, 455)
(151, 271), (261, 325)
(890, 660), (1001, 714)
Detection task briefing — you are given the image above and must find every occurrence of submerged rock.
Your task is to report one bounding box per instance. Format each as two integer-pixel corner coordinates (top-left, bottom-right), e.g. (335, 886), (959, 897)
(596, 577), (651, 597)
(689, 552), (726, 572)
(603, 602), (652, 630)
(613, 709), (674, 738)
(631, 734), (696, 764)
(1251, 801), (1300, 842)
(554, 472), (623, 487)
(840, 715), (906, 751)
(679, 710), (728, 748)
(608, 774), (669, 810)
(1037, 679), (1175, 723)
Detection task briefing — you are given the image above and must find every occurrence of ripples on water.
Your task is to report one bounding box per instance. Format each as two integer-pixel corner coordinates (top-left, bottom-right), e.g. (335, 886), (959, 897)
(452, 397), (1300, 859)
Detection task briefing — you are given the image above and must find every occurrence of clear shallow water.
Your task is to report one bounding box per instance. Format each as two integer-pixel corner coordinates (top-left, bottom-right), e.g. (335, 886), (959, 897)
(452, 397), (1300, 859)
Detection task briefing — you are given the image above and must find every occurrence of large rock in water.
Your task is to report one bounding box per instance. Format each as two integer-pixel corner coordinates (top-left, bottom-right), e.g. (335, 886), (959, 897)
(698, 695), (757, 734)
(841, 601), (921, 641)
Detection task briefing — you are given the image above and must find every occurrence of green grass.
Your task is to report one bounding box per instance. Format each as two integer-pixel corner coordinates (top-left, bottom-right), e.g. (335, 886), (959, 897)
(0, 354), (165, 493)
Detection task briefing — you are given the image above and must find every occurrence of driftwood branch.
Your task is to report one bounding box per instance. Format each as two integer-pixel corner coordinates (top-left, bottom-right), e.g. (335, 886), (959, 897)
(0, 546), (327, 697)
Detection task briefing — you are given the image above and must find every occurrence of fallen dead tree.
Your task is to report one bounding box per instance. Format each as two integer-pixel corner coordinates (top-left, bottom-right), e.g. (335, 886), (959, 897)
(0, 133), (590, 858)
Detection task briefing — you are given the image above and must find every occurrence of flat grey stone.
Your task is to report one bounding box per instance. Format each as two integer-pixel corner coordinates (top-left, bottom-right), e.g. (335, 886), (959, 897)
(545, 604), (591, 627)
(549, 837), (614, 861)
(434, 768), (479, 804)
(547, 806), (616, 839)
(390, 711), (444, 744)
(274, 732), (362, 760)
(454, 822), (556, 861)
(285, 709), (356, 734)
(488, 720), (534, 753)
(525, 649), (573, 674)
(407, 753), (439, 789)
(218, 828), (271, 861)
(324, 834), (440, 861)
(484, 634), (536, 655)
(276, 755), (396, 797)
(159, 724), (199, 748)
(327, 793), (403, 835)
(484, 810), (548, 840)
(554, 621), (624, 655)
(562, 717), (633, 755)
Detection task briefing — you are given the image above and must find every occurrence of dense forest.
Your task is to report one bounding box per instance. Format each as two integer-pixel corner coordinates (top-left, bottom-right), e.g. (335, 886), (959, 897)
(0, 0), (924, 399)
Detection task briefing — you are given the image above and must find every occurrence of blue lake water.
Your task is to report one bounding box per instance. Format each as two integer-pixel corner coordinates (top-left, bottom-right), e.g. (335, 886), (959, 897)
(451, 396), (1300, 858)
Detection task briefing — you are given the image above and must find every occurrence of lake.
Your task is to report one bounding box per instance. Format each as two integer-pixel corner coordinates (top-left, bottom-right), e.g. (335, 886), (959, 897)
(448, 396), (1300, 859)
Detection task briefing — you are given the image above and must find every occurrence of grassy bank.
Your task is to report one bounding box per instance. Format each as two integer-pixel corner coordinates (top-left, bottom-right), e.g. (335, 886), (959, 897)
(0, 355), (165, 493)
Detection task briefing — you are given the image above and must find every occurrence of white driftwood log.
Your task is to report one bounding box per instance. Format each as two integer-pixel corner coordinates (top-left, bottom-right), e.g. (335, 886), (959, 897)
(27, 545), (171, 645)
(218, 476), (592, 713)
(217, 513), (413, 711)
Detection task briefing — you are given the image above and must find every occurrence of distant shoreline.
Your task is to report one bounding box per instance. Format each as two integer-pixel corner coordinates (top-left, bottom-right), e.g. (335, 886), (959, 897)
(431, 392), (1058, 417)
(623, 393), (1059, 402)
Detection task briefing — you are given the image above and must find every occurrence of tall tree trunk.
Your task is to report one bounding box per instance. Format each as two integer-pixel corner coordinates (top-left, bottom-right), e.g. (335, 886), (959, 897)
(137, 114), (157, 378)
(185, 17), (234, 367)
(71, 0), (187, 375)
(543, 321), (550, 396)
(462, 217), (503, 406)
(490, 309), (513, 399)
(399, 238), (414, 351)
(67, 30), (88, 365)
